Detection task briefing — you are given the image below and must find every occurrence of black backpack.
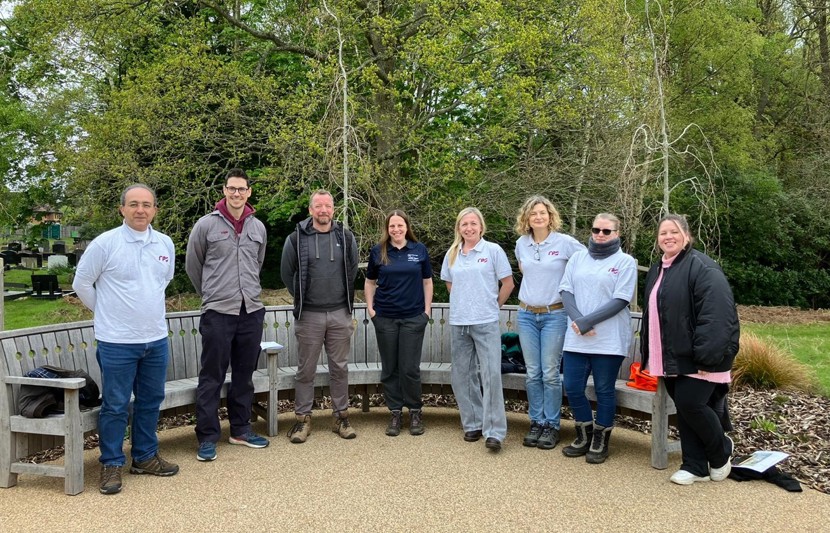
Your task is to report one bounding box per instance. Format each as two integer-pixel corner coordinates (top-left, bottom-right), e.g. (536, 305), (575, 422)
(500, 332), (526, 374)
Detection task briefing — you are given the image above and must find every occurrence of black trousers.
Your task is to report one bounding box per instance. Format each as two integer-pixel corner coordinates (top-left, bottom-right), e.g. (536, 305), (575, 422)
(372, 313), (429, 410)
(665, 376), (732, 477)
(195, 305), (266, 443)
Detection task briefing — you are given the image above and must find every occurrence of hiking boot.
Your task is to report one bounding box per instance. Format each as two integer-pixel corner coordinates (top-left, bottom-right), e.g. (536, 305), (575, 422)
(536, 424), (559, 450)
(333, 411), (356, 439)
(585, 424), (612, 464)
(130, 454), (179, 476)
(197, 441), (217, 462)
(229, 431), (270, 449)
(409, 409), (425, 436)
(562, 421), (593, 457)
(288, 414), (312, 444)
(523, 421), (543, 447)
(99, 465), (123, 495)
(386, 410), (402, 437)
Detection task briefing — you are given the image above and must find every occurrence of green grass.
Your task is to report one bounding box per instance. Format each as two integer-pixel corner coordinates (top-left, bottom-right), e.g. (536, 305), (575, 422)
(743, 323), (830, 395)
(2, 297), (92, 330)
(4, 267), (74, 287)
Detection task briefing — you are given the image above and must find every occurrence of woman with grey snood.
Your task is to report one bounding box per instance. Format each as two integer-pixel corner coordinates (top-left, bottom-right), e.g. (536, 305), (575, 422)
(558, 213), (637, 464)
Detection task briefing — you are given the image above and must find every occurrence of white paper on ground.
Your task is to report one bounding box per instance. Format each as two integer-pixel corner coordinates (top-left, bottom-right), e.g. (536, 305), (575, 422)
(732, 450), (789, 473)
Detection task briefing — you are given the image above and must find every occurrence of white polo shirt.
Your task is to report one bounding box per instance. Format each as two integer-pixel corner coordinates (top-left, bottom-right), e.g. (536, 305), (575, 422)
(440, 239), (512, 326)
(559, 249), (636, 356)
(73, 222), (175, 344)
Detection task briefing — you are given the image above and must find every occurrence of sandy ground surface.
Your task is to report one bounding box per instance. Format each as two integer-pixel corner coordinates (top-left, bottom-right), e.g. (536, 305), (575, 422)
(1, 408), (828, 533)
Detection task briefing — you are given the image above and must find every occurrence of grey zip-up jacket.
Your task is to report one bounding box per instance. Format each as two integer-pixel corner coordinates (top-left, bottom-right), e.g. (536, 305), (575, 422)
(186, 209), (266, 315)
(280, 217), (358, 319)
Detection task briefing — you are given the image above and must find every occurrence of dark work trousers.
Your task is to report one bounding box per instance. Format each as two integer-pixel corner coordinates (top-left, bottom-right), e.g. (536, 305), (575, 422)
(195, 305), (266, 444)
(372, 313), (429, 410)
(665, 376), (732, 477)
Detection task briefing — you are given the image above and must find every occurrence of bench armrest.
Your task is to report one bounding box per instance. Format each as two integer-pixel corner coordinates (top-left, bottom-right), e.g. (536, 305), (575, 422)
(260, 342), (283, 355)
(3, 376), (86, 389)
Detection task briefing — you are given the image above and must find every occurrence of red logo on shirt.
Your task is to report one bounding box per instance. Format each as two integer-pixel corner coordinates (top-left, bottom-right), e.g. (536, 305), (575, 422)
(608, 267), (619, 275)
(478, 258), (488, 263)
(158, 256), (170, 263)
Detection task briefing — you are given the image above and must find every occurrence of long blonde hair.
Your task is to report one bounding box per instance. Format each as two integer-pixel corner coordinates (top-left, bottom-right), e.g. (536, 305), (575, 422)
(447, 207), (486, 267)
(514, 195), (562, 235)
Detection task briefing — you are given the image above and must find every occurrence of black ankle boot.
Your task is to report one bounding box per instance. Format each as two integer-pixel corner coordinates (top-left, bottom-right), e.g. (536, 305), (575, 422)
(585, 424), (612, 464)
(562, 421), (593, 457)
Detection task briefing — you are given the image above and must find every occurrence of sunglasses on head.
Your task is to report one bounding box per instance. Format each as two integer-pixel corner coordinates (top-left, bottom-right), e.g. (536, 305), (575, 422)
(591, 227), (616, 236)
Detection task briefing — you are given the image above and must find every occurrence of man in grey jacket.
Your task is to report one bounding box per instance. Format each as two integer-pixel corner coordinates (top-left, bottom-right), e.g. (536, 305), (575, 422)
(186, 168), (269, 462)
(281, 189), (359, 443)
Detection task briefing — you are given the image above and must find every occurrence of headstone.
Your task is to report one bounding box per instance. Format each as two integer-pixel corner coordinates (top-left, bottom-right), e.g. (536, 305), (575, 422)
(47, 255), (69, 270)
(52, 241), (66, 254)
(21, 256), (38, 269)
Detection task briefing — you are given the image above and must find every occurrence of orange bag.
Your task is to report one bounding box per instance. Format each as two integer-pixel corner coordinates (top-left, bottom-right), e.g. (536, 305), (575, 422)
(626, 362), (658, 392)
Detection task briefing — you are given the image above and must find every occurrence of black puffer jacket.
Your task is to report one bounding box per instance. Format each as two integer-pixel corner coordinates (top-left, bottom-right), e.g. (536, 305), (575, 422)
(641, 247), (740, 375)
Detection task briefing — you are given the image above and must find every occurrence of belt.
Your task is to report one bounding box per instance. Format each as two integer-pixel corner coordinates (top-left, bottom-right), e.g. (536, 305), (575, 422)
(519, 301), (564, 314)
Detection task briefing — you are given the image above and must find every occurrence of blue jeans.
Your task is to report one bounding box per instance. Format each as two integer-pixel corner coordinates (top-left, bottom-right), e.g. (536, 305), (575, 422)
(96, 338), (169, 466)
(450, 323), (507, 441)
(562, 351), (624, 428)
(517, 308), (566, 428)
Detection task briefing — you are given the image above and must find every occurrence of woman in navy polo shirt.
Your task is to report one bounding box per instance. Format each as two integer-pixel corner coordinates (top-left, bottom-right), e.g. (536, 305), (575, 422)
(365, 210), (434, 437)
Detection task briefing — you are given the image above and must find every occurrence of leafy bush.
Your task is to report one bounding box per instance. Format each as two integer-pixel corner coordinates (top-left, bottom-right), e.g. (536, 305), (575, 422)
(732, 332), (817, 392)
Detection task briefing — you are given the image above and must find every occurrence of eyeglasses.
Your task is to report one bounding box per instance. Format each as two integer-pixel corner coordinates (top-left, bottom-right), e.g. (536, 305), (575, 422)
(591, 227), (616, 236)
(225, 186), (249, 194)
(125, 202), (155, 210)
(533, 243), (540, 261)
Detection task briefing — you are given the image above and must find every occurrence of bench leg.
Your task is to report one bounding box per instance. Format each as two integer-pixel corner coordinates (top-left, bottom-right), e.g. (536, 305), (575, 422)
(266, 350), (279, 437)
(650, 378), (670, 470)
(63, 391), (85, 495)
(0, 431), (18, 488)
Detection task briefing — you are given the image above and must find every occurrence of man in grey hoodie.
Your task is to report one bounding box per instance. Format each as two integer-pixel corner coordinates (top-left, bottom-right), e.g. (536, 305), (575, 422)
(186, 168), (269, 462)
(280, 189), (359, 443)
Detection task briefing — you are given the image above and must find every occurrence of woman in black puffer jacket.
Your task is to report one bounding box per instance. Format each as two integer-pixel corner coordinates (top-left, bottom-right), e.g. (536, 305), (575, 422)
(641, 214), (740, 486)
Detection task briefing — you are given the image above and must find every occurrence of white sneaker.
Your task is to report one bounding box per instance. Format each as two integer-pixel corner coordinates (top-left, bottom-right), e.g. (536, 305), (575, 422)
(710, 436), (734, 482)
(670, 469), (711, 485)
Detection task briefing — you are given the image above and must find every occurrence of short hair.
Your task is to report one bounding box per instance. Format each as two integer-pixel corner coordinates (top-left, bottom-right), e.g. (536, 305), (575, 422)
(514, 195), (562, 235)
(309, 189), (334, 207)
(120, 184), (157, 206)
(225, 168), (250, 186)
(657, 213), (695, 247)
(593, 212), (620, 231)
(379, 210), (418, 265)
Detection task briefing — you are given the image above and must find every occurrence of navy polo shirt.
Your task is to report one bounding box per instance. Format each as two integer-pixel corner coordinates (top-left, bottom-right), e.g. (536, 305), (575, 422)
(366, 241), (433, 319)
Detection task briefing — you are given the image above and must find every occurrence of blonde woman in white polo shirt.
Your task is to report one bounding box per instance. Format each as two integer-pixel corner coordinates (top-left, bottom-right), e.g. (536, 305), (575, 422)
(514, 196), (585, 450)
(441, 207), (514, 452)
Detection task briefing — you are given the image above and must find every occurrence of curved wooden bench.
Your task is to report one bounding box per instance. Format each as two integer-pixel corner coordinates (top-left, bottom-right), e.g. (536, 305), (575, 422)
(2, 303), (676, 495)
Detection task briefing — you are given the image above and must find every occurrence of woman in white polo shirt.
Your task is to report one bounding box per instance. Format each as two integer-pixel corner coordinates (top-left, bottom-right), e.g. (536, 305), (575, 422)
(558, 213), (636, 464)
(441, 207), (514, 452)
(514, 196), (585, 450)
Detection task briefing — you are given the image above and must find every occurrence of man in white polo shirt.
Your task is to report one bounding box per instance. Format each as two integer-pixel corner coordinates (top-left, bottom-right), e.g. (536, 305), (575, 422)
(73, 184), (178, 495)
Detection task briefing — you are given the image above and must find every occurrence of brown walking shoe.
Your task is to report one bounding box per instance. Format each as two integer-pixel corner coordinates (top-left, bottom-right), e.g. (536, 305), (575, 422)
(288, 414), (312, 443)
(129, 453), (179, 476)
(99, 465), (123, 495)
(332, 411), (356, 439)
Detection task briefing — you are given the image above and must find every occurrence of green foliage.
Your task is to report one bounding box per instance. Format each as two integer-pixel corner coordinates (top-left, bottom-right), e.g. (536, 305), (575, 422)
(0, 0), (829, 310)
(732, 332), (818, 393)
(743, 323), (830, 396)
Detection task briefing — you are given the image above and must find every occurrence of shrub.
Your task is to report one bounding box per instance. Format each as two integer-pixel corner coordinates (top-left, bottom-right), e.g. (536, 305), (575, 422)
(732, 332), (817, 392)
